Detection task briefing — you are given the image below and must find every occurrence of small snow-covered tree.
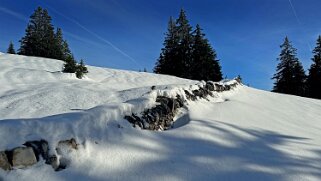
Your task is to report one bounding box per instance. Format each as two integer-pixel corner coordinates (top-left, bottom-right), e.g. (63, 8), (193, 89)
(63, 55), (77, 73)
(75, 59), (88, 79)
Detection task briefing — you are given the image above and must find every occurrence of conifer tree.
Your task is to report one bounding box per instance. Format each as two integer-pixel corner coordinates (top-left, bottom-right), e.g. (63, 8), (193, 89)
(7, 41), (16, 54)
(272, 37), (306, 96)
(18, 7), (58, 59)
(307, 36), (321, 99)
(63, 55), (77, 73)
(54, 28), (72, 61)
(191, 24), (222, 81)
(154, 16), (179, 75)
(76, 59), (88, 79)
(176, 9), (193, 78)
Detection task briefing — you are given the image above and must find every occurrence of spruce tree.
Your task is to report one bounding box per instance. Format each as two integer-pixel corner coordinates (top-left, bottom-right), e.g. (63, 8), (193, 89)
(191, 24), (222, 81)
(75, 59), (88, 79)
(176, 9), (193, 78)
(18, 7), (57, 59)
(63, 55), (77, 73)
(7, 41), (16, 54)
(307, 36), (321, 99)
(54, 28), (72, 61)
(272, 37), (306, 96)
(154, 16), (179, 75)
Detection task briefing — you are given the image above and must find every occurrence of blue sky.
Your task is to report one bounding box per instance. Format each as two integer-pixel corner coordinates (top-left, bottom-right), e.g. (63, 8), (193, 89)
(0, 0), (321, 90)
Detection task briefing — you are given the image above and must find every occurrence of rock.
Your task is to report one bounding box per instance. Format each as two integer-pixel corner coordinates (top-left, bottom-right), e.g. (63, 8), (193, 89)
(184, 90), (197, 101)
(57, 138), (78, 155)
(205, 82), (215, 91)
(46, 155), (59, 170)
(12, 147), (37, 169)
(23, 140), (49, 162)
(0, 151), (11, 171)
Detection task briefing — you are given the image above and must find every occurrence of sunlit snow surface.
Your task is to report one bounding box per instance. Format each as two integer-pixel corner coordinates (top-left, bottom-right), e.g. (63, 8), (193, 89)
(0, 53), (321, 181)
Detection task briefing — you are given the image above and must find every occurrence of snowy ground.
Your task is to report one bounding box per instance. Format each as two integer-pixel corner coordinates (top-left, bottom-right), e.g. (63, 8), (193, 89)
(0, 53), (321, 181)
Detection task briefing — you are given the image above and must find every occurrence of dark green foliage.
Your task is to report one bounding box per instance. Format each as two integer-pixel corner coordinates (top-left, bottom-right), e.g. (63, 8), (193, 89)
(62, 55), (77, 73)
(272, 37), (306, 96)
(75, 59), (88, 79)
(191, 24), (222, 81)
(54, 28), (72, 61)
(307, 36), (321, 99)
(154, 16), (179, 75)
(18, 7), (72, 61)
(154, 9), (223, 81)
(7, 41), (16, 54)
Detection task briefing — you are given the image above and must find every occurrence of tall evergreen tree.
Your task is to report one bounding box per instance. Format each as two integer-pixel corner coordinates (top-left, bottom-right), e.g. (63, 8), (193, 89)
(54, 28), (72, 61)
(191, 24), (222, 81)
(7, 41), (16, 54)
(307, 36), (321, 99)
(272, 37), (306, 96)
(18, 7), (57, 59)
(175, 9), (193, 78)
(154, 16), (179, 75)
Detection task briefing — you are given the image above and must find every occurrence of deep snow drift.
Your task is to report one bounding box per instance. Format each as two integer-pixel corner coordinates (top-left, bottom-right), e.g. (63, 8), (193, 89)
(0, 53), (321, 181)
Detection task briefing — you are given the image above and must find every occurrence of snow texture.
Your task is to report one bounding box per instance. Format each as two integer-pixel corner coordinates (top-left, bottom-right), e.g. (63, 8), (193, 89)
(0, 53), (321, 181)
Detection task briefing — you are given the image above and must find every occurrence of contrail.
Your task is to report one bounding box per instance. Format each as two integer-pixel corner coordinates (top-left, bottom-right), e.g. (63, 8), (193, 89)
(0, 6), (28, 22)
(288, 0), (312, 51)
(44, 4), (141, 67)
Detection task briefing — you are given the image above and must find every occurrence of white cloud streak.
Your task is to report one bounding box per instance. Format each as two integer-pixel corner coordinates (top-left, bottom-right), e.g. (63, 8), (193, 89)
(44, 4), (141, 67)
(0, 6), (28, 22)
(288, 0), (312, 51)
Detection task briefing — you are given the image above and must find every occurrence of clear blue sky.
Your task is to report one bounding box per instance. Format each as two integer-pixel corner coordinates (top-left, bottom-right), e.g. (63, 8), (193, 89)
(1, 0), (321, 90)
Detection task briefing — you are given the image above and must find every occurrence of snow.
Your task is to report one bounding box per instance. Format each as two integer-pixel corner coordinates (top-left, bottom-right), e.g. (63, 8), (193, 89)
(0, 53), (321, 181)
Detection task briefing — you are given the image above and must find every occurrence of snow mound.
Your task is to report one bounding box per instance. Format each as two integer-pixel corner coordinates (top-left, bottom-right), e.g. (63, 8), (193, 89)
(0, 53), (321, 181)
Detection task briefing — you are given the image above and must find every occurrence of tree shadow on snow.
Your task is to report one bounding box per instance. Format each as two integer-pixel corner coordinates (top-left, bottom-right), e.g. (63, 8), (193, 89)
(108, 118), (321, 181)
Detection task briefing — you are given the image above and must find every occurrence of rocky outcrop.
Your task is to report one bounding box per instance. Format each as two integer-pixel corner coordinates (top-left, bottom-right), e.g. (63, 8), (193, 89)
(0, 138), (79, 172)
(12, 147), (37, 169)
(0, 151), (11, 171)
(125, 80), (240, 130)
(125, 95), (184, 130)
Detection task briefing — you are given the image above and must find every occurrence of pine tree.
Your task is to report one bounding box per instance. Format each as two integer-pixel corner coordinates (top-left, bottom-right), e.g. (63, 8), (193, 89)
(7, 41), (16, 54)
(63, 55), (77, 73)
(191, 24), (222, 81)
(307, 36), (321, 99)
(54, 28), (72, 61)
(154, 16), (179, 75)
(75, 59), (88, 79)
(18, 7), (57, 59)
(272, 37), (306, 96)
(53, 28), (65, 60)
(176, 9), (193, 78)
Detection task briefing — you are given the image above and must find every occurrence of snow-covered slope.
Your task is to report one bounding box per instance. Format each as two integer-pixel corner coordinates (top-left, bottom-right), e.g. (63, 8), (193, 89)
(0, 53), (321, 181)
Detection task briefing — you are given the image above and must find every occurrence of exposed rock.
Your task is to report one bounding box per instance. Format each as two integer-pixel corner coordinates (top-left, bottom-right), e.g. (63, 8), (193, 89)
(23, 140), (49, 162)
(184, 90), (197, 101)
(48, 155), (59, 171)
(12, 147), (37, 169)
(0, 151), (11, 171)
(55, 138), (78, 170)
(125, 96), (184, 130)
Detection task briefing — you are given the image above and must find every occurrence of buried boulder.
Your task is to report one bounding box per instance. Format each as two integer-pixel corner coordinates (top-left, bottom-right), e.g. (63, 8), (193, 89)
(12, 147), (37, 169)
(0, 151), (11, 171)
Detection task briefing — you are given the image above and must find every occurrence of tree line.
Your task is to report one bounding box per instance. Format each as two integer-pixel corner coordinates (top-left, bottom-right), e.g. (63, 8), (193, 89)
(5, 7), (88, 79)
(272, 36), (321, 99)
(154, 9), (223, 82)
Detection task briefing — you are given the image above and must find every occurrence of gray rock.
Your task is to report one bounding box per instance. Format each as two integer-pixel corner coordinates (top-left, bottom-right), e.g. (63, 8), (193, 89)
(23, 140), (49, 162)
(12, 147), (37, 168)
(0, 151), (11, 171)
